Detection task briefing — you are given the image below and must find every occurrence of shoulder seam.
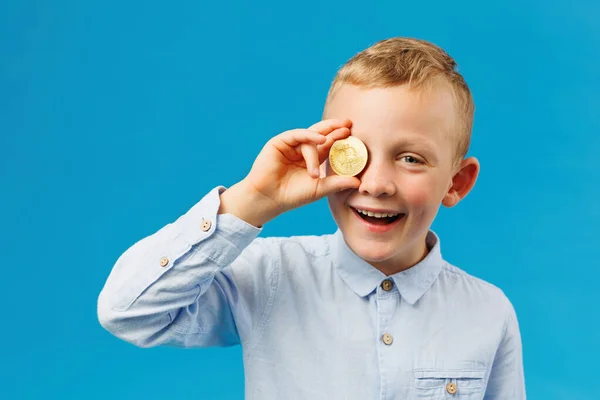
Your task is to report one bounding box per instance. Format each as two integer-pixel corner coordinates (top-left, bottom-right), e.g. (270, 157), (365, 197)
(441, 263), (502, 292)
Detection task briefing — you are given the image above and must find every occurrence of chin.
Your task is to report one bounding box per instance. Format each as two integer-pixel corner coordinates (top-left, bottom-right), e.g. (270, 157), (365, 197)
(345, 234), (400, 263)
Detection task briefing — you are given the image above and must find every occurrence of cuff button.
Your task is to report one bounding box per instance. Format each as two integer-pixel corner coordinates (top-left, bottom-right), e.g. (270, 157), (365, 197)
(159, 257), (169, 267)
(201, 219), (212, 232)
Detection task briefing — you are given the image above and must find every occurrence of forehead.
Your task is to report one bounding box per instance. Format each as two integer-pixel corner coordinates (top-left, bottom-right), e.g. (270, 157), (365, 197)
(324, 83), (457, 149)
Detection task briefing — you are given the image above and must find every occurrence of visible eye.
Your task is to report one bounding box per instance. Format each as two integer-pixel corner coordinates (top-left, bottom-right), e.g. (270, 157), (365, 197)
(400, 155), (424, 164)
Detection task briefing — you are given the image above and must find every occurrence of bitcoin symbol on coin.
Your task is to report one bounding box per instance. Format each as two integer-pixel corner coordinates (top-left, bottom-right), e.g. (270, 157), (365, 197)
(328, 136), (368, 176)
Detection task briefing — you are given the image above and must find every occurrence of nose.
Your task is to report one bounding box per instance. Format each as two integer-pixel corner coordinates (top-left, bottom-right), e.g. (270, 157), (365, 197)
(357, 159), (396, 197)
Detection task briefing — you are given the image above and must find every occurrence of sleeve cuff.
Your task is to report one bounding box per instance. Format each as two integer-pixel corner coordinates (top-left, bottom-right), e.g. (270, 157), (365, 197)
(174, 186), (262, 265)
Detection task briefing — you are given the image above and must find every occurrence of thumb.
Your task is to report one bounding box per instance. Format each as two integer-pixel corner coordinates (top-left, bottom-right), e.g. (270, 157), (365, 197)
(316, 175), (361, 198)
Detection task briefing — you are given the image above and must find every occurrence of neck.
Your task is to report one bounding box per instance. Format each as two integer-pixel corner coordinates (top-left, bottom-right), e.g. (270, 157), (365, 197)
(370, 238), (430, 276)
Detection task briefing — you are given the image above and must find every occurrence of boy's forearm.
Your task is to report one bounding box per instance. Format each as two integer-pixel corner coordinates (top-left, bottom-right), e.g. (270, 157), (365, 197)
(98, 187), (262, 348)
(218, 180), (280, 228)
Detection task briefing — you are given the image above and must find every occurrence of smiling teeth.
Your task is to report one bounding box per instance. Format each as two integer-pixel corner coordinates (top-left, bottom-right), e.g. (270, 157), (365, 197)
(355, 208), (400, 218)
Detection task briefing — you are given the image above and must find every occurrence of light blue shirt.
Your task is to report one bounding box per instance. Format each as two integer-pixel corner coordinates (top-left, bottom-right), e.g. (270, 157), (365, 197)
(98, 186), (526, 399)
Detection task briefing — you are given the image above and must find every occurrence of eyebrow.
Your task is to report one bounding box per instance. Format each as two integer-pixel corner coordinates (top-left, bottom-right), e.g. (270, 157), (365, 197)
(391, 137), (435, 149)
(389, 137), (440, 163)
(351, 131), (438, 156)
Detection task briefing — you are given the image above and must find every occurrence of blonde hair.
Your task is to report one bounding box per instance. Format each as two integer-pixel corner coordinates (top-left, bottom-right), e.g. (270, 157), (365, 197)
(324, 38), (474, 165)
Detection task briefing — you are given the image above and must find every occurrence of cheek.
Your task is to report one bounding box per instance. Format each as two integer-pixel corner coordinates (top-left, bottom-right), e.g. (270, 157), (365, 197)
(325, 161), (351, 215)
(327, 191), (347, 217)
(403, 179), (433, 207)
(401, 176), (439, 207)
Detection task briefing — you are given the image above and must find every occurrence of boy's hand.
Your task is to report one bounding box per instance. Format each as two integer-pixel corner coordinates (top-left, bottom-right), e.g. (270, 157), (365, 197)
(219, 119), (361, 227)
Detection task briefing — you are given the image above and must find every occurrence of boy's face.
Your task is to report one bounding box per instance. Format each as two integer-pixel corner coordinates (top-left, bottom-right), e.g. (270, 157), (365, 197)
(323, 83), (477, 274)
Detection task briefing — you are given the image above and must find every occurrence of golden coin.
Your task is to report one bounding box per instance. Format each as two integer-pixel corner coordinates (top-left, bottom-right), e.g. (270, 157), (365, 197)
(328, 136), (368, 176)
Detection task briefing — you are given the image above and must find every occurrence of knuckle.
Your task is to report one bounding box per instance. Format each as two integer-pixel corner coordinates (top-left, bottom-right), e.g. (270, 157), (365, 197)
(284, 129), (300, 137)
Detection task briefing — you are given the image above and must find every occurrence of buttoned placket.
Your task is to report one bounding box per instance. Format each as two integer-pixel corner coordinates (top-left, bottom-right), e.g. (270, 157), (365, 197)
(376, 279), (399, 400)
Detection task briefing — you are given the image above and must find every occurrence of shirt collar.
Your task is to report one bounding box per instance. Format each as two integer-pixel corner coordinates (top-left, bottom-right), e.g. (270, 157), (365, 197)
(331, 229), (444, 304)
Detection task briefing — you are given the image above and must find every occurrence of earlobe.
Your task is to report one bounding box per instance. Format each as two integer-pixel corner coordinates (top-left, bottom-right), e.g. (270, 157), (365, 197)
(442, 157), (480, 208)
(442, 192), (459, 208)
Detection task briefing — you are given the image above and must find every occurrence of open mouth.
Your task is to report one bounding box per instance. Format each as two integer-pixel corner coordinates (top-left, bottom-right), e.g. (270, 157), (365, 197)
(351, 207), (405, 226)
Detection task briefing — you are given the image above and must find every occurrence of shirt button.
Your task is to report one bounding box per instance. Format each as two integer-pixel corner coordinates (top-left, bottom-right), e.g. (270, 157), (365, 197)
(446, 382), (457, 394)
(159, 257), (169, 267)
(381, 279), (393, 291)
(201, 219), (212, 232)
(382, 333), (393, 345)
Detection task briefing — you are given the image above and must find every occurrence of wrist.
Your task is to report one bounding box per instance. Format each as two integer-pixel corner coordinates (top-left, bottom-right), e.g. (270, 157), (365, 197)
(218, 180), (280, 227)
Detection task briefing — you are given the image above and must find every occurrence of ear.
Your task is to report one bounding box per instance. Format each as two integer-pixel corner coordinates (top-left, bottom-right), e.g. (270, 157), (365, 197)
(442, 157), (480, 208)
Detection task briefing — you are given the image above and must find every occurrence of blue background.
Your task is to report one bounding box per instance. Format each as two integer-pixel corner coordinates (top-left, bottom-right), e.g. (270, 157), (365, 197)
(1, 0), (598, 398)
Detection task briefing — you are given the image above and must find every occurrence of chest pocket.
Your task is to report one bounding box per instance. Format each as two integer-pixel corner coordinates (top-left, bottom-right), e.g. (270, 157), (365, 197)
(413, 363), (486, 399)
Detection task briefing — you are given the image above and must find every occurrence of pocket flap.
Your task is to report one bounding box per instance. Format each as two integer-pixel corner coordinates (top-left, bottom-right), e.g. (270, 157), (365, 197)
(414, 360), (486, 379)
(414, 368), (485, 379)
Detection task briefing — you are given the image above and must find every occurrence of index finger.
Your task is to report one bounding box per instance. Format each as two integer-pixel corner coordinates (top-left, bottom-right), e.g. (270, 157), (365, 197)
(316, 127), (353, 163)
(308, 118), (352, 135)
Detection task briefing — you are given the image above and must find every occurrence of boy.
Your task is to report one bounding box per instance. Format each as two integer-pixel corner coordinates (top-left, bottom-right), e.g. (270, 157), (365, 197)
(98, 38), (526, 399)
